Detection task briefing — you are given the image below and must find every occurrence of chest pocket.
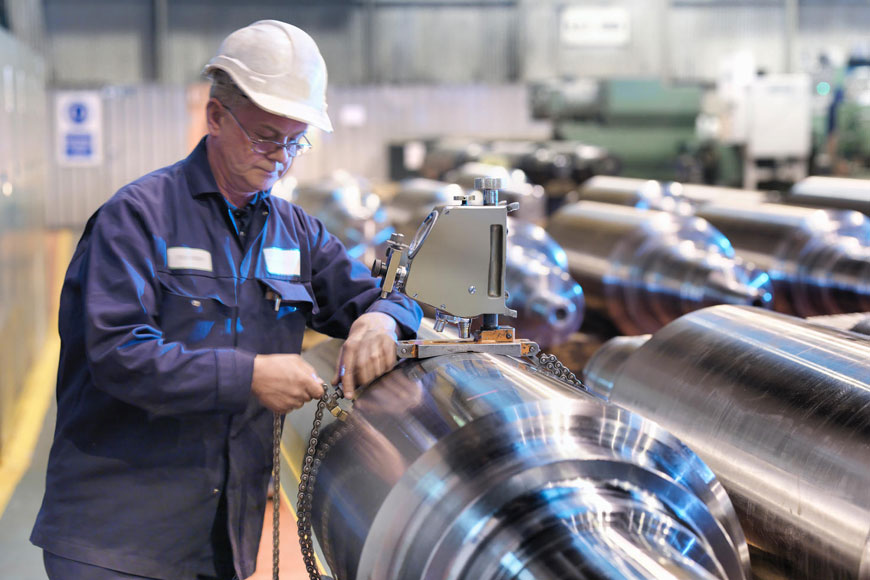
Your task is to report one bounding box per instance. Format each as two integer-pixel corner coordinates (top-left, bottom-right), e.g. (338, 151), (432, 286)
(255, 277), (318, 354)
(157, 274), (235, 348)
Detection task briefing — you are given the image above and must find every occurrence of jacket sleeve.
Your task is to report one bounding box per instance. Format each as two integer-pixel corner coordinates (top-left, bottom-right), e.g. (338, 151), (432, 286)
(83, 195), (254, 416)
(302, 210), (423, 339)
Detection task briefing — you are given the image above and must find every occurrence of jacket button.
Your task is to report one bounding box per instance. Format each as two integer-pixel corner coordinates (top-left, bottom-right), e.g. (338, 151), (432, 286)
(212, 488), (220, 495)
(191, 299), (201, 307)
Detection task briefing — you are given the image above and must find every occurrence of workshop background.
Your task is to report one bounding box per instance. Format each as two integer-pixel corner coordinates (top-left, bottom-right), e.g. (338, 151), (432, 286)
(3, 1), (870, 579)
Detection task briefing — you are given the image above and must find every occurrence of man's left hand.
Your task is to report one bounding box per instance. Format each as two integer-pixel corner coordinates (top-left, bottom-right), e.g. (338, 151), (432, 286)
(334, 312), (399, 398)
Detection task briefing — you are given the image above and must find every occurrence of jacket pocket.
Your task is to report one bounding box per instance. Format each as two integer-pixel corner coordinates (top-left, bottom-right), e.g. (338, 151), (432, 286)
(254, 277), (317, 354)
(157, 274), (235, 347)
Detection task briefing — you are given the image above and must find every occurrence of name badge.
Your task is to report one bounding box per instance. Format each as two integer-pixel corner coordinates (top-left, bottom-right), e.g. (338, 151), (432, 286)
(264, 247), (301, 277)
(167, 247), (213, 272)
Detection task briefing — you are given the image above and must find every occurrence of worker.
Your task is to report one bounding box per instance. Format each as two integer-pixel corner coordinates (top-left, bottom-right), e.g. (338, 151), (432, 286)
(30, 20), (422, 580)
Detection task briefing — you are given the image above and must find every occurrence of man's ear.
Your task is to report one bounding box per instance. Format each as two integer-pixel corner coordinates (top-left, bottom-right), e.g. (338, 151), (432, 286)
(205, 98), (223, 136)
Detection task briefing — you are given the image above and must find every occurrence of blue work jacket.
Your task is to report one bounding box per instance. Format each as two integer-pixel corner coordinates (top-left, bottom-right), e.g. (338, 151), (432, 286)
(31, 137), (422, 579)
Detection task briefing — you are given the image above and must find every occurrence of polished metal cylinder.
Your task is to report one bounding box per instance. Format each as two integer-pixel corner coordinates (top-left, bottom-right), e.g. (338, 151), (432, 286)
(290, 170), (394, 265)
(786, 176), (870, 216)
(296, 339), (750, 580)
(695, 201), (870, 316)
(548, 201), (773, 335)
(675, 183), (779, 208)
(581, 334), (651, 399)
(506, 220), (584, 348)
(591, 305), (870, 579)
(577, 175), (693, 214)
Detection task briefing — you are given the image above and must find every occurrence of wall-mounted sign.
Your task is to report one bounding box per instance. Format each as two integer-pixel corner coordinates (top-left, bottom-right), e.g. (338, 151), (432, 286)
(560, 6), (631, 48)
(55, 91), (103, 166)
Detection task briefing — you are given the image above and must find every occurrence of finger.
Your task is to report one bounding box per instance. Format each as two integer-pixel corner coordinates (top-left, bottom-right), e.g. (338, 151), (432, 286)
(341, 346), (358, 398)
(306, 378), (325, 400)
(332, 346), (344, 386)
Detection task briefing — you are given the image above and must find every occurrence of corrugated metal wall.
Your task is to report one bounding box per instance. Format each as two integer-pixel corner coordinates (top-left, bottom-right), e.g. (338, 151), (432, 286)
(0, 27), (47, 455)
(48, 82), (549, 227)
(46, 85), (188, 228)
(43, 0), (870, 86)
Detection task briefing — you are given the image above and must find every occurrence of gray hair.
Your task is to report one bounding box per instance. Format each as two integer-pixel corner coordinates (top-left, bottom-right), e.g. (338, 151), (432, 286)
(208, 69), (249, 109)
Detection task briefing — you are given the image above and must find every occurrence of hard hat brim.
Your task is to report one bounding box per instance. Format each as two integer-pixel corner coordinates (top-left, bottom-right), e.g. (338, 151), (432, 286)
(204, 61), (334, 133)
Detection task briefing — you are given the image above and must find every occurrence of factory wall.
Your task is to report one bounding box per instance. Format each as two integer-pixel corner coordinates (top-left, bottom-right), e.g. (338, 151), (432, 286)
(45, 85), (188, 228)
(41, 0), (870, 87)
(45, 82), (550, 228)
(0, 27), (47, 458)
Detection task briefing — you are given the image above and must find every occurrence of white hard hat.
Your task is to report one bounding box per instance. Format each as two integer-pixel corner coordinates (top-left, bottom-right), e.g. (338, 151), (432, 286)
(204, 20), (333, 133)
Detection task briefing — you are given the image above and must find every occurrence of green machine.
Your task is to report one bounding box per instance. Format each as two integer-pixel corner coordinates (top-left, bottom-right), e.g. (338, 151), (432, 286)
(531, 78), (720, 182)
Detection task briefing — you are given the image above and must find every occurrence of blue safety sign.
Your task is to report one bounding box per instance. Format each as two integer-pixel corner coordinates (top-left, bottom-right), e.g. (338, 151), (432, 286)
(56, 91), (103, 166)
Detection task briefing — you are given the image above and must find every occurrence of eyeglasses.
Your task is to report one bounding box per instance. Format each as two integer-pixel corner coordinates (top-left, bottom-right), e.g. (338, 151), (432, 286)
(222, 104), (312, 157)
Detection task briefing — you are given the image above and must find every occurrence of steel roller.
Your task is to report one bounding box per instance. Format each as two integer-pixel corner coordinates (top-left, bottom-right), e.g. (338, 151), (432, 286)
(291, 336), (750, 580)
(583, 305), (870, 580)
(284, 170), (394, 265)
(785, 176), (870, 216)
(576, 175), (693, 215)
(505, 220), (584, 348)
(695, 201), (870, 316)
(548, 201), (773, 335)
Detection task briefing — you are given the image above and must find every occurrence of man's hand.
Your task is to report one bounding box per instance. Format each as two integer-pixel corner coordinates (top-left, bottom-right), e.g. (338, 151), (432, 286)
(334, 312), (399, 398)
(251, 353), (325, 413)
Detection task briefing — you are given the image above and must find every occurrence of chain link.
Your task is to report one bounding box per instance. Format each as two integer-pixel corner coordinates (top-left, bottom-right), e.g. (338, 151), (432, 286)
(527, 351), (588, 392)
(272, 412), (282, 580)
(295, 388), (346, 580)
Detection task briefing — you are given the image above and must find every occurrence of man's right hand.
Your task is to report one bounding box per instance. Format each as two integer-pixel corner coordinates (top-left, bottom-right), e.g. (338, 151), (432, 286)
(251, 354), (325, 413)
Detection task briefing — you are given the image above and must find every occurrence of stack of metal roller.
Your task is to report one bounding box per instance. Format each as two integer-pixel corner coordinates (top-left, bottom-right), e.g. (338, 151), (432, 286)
(548, 200), (773, 334)
(583, 305), (870, 580)
(281, 170), (394, 265)
(695, 201), (870, 316)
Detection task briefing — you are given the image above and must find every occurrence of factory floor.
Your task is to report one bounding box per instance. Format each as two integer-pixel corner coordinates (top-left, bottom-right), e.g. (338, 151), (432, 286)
(0, 229), (311, 580)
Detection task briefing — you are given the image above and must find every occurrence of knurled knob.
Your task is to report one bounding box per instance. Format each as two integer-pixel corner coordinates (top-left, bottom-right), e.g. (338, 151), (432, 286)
(474, 176), (504, 191)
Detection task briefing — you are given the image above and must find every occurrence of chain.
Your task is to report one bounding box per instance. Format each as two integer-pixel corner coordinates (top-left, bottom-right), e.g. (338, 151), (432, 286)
(527, 351), (588, 392)
(296, 387), (346, 580)
(272, 412), (282, 580)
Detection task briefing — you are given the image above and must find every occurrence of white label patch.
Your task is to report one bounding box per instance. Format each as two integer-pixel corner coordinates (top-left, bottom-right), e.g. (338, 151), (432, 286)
(263, 247), (300, 277)
(167, 247), (213, 272)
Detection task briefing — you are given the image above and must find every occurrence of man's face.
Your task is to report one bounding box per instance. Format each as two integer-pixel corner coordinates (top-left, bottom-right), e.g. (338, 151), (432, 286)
(210, 99), (309, 194)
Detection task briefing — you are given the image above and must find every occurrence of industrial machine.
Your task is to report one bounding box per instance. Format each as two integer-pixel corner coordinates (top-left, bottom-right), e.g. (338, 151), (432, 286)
(548, 201), (773, 335)
(530, 78), (706, 181)
(583, 305), (870, 580)
(388, 178), (584, 348)
(694, 201), (870, 316)
(285, 178), (751, 580)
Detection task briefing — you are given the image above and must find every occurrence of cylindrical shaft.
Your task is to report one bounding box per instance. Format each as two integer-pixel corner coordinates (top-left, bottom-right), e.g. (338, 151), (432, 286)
(292, 340), (750, 580)
(596, 305), (870, 579)
(548, 201), (772, 334)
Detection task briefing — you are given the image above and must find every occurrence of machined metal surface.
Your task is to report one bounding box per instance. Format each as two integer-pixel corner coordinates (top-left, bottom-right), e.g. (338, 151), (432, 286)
(387, 178), (465, 239)
(581, 334), (651, 400)
(286, 170), (394, 265)
(548, 201), (773, 335)
(506, 220), (584, 348)
(294, 339), (750, 580)
(695, 201), (870, 316)
(786, 176), (870, 216)
(588, 305), (870, 580)
(577, 175), (693, 215)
